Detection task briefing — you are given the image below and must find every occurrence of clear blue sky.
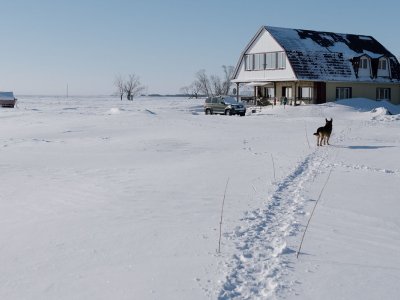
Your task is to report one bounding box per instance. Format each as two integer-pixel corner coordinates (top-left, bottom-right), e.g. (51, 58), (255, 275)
(1, 0), (400, 95)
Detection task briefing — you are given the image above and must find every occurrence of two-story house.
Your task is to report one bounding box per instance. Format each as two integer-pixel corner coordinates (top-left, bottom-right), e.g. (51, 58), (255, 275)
(232, 26), (400, 105)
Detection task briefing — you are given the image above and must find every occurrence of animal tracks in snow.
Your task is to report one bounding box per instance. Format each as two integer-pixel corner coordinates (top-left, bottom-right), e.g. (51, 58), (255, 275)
(218, 149), (329, 299)
(328, 162), (400, 176)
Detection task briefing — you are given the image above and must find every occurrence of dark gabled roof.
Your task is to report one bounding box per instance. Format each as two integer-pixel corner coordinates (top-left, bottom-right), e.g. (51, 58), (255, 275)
(285, 51), (354, 81)
(265, 26), (400, 82)
(267, 26), (392, 57)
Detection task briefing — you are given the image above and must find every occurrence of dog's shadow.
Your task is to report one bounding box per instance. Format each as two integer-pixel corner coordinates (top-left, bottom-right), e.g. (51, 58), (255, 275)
(331, 145), (396, 150)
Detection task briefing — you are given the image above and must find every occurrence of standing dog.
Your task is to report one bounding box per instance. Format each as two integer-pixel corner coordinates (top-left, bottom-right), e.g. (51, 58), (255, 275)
(314, 118), (333, 146)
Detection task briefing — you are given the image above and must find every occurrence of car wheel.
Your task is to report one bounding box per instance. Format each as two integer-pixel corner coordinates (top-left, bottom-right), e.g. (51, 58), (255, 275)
(205, 108), (211, 115)
(225, 109), (232, 115)
(240, 112), (245, 116)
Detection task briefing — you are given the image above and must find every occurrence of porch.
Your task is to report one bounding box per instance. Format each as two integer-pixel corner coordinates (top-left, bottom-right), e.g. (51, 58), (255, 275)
(234, 81), (326, 106)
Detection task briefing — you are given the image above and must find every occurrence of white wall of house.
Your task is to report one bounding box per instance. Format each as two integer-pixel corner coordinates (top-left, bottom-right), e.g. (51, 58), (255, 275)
(247, 30), (283, 53)
(234, 29), (297, 83)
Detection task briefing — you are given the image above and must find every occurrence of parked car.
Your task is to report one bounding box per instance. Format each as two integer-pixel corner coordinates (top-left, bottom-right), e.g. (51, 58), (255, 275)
(0, 91), (17, 108)
(204, 96), (246, 116)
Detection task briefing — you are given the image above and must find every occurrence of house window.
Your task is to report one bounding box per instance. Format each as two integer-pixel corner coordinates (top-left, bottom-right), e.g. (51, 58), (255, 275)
(378, 59), (387, 70)
(376, 88), (391, 100)
(254, 54), (260, 70)
(277, 52), (286, 69)
(265, 87), (275, 98)
(282, 87), (292, 99)
(245, 54), (253, 71)
(299, 87), (312, 99)
(265, 52), (277, 69)
(254, 53), (265, 70)
(336, 87), (352, 99)
(245, 52), (286, 71)
(359, 57), (369, 69)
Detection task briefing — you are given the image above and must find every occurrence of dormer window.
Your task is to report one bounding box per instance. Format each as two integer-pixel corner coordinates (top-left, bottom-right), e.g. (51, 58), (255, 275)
(359, 57), (369, 69)
(377, 57), (390, 78)
(357, 56), (372, 78)
(378, 59), (387, 70)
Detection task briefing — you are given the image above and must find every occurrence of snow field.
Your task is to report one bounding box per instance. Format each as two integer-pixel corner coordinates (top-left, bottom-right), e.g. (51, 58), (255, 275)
(1, 96), (399, 299)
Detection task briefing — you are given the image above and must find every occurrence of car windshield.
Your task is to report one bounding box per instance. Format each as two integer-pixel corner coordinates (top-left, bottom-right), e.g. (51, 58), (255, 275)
(222, 97), (238, 104)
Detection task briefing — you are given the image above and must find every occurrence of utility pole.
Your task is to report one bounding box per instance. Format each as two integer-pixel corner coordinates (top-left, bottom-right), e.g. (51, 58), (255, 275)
(66, 84), (69, 98)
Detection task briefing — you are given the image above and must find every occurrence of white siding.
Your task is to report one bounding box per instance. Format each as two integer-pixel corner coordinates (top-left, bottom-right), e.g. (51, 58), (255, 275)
(234, 29), (296, 82)
(247, 30), (284, 53)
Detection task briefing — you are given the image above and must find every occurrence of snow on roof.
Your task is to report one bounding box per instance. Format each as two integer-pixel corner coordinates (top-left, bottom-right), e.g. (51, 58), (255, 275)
(266, 26), (391, 59)
(265, 26), (400, 82)
(285, 51), (354, 81)
(0, 92), (15, 101)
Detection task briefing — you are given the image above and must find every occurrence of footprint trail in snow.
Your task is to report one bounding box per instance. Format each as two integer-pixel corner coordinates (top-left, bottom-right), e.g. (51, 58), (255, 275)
(218, 148), (331, 299)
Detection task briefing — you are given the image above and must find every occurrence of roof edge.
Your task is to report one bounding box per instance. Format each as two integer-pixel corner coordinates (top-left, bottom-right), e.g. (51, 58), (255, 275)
(232, 26), (267, 80)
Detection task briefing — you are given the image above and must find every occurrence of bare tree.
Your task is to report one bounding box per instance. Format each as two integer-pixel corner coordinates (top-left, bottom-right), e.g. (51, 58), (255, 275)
(182, 66), (235, 98)
(180, 85), (190, 96)
(180, 83), (201, 99)
(190, 82), (201, 99)
(193, 81), (203, 98)
(114, 75), (125, 101)
(124, 74), (145, 100)
(180, 85), (194, 98)
(195, 69), (212, 97)
(221, 65), (234, 95)
(210, 75), (223, 96)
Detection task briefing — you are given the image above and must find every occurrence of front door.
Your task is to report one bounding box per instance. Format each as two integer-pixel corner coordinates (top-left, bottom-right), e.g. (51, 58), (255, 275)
(314, 82), (326, 104)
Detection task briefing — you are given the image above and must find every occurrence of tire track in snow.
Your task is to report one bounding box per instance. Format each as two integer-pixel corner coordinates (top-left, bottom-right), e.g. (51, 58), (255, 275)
(218, 149), (329, 299)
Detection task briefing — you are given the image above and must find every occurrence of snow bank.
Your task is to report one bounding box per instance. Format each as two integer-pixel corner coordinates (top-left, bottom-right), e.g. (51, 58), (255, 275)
(335, 98), (400, 115)
(370, 107), (390, 115)
(333, 98), (400, 121)
(371, 109), (400, 121)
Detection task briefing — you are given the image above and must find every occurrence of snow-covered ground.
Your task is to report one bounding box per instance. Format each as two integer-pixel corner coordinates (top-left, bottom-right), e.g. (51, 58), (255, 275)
(1, 96), (399, 299)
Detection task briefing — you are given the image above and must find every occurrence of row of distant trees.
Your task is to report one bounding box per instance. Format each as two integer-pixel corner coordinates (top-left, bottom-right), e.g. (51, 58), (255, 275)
(114, 74), (146, 100)
(180, 65), (235, 99)
(113, 65), (234, 100)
